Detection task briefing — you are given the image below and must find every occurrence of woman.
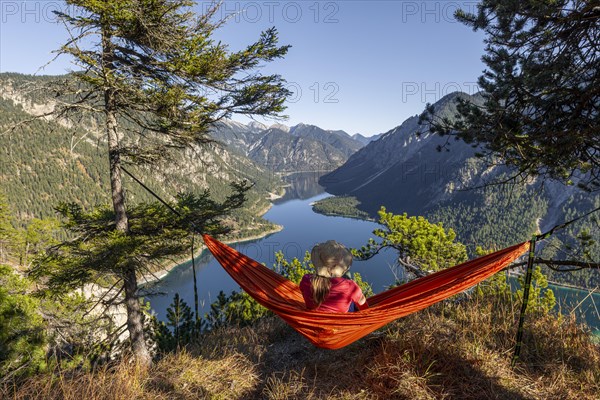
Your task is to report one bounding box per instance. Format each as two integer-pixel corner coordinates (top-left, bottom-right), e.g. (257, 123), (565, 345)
(300, 240), (368, 312)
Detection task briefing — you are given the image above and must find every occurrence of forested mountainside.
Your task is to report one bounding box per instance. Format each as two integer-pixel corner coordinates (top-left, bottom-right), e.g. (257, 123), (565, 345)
(320, 92), (600, 288)
(321, 92), (481, 216)
(288, 123), (363, 157)
(0, 73), (364, 229)
(0, 73), (281, 238)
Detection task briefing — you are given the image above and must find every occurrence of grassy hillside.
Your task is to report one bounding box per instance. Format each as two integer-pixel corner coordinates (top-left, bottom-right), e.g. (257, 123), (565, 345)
(4, 293), (599, 399)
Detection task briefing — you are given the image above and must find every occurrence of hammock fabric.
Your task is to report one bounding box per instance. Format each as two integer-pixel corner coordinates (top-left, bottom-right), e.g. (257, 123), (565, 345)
(203, 234), (529, 350)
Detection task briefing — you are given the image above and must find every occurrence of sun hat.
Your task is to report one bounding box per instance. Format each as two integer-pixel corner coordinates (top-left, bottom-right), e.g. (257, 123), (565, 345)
(311, 240), (353, 278)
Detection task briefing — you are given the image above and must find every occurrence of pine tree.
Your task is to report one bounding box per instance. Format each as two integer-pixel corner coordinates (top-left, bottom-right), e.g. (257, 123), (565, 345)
(0, 194), (14, 264)
(0, 265), (46, 377)
(206, 290), (229, 329)
(355, 207), (468, 279)
(13, 218), (60, 268)
(166, 293), (194, 348)
(34, 0), (290, 366)
(33, 185), (250, 365)
(149, 315), (174, 353)
(420, 0), (600, 189)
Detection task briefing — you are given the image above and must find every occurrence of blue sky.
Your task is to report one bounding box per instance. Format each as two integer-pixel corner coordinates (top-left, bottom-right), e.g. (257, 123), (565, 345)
(0, 0), (485, 136)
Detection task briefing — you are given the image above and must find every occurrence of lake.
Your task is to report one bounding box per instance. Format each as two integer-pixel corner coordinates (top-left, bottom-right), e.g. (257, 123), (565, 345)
(147, 172), (600, 336)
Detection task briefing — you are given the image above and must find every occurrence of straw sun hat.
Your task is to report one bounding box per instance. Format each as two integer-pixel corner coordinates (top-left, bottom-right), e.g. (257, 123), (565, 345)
(311, 240), (353, 278)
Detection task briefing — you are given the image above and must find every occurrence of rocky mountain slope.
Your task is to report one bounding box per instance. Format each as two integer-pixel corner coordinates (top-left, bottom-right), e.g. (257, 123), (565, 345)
(321, 92), (480, 215)
(248, 127), (355, 173)
(211, 120), (365, 172)
(351, 132), (382, 145)
(320, 92), (599, 267)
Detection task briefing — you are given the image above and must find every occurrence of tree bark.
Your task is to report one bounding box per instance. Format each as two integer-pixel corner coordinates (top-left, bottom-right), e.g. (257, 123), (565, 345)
(123, 263), (151, 365)
(105, 89), (129, 232)
(102, 23), (151, 368)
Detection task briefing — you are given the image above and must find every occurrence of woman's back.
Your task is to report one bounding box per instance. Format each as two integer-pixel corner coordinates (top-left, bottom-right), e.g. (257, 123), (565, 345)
(300, 274), (364, 312)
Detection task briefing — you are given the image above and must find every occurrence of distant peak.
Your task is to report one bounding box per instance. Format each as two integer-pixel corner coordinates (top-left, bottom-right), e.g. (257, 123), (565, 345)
(269, 123), (290, 132)
(247, 121), (267, 130)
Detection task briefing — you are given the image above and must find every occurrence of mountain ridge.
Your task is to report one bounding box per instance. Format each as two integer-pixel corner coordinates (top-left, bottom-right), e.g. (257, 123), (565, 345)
(0, 73), (366, 225)
(319, 92), (599, 289)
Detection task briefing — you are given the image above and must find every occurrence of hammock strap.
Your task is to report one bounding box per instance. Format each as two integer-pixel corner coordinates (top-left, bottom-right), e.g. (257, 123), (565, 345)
(121, 166), (186, 219)
(511, 204), (600, 366)
(511, 236), (537, 366)
(191, 235), (200, 332)
(535, 204), (600, 241)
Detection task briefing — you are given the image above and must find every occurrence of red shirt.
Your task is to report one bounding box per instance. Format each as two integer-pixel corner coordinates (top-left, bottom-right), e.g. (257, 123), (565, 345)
(300, 274), (364, 312)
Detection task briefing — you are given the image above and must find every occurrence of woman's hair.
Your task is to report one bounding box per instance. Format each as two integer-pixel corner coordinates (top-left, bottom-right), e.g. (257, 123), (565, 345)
(310, 240), (353, 307)
(311, 275), (332, 307)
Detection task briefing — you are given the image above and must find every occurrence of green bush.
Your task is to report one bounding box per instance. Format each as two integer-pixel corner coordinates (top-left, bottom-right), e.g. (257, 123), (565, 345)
(0, 264), (46, 377)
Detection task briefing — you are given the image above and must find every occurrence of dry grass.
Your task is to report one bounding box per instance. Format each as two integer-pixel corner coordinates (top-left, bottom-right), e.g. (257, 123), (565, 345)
(2, 350), (258, 400)
(365, 297), (600, 400)
(148, 351), (258, 399)
(1, 360), (149, 400)
(3, 296), (599, 399)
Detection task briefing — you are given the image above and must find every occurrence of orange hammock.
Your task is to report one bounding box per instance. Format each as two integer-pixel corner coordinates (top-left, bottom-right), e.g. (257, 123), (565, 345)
(203, 234), (529, 349)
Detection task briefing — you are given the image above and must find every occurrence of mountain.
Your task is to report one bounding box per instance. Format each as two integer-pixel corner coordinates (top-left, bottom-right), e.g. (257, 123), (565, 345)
(209, 121), (366, 173)
(352, 133), (381, 145)
(0, 73), (366, 228)
(320, 92), (600, 281)
(246, 121), (267, 131)
(269, 123), (290, 132)
(209, 119), (266, 155)
(289, 123), (363, 158)
(321, 92), (480, 216)
(0, 73), (281, 237)
(247, 127), (354, 173)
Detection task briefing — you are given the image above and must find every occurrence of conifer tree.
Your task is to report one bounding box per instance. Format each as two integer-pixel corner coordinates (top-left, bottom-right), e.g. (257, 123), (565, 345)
(166, 293), (194, 348)
(14, 219), (60, 268)
(420, 0), (600, 189)
(38, 0), (290, 366)
(355, 207), (468, 279)
(0, 194), (14, 264)
(0, 265), (46, 378)
(35, 185), (250, 365)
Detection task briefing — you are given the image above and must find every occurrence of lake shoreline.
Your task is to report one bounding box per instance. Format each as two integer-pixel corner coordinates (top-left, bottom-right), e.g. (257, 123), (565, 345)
(508, 270), (599, 292)
(311, 207), (377, 222)
(140, 197), (284, 286)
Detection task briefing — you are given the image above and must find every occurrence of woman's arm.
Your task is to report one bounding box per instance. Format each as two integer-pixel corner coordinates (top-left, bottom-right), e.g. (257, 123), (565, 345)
(350, 280), (368, 309)
(357, 293), (367, 306)
(356, 293), (368, 310)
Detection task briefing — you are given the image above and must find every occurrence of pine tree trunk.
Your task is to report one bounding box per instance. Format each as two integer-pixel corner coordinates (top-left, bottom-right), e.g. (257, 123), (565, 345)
(123, 263), (151, 365)
(105, 90), (128, 232)
(103, 25), (151, 368)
